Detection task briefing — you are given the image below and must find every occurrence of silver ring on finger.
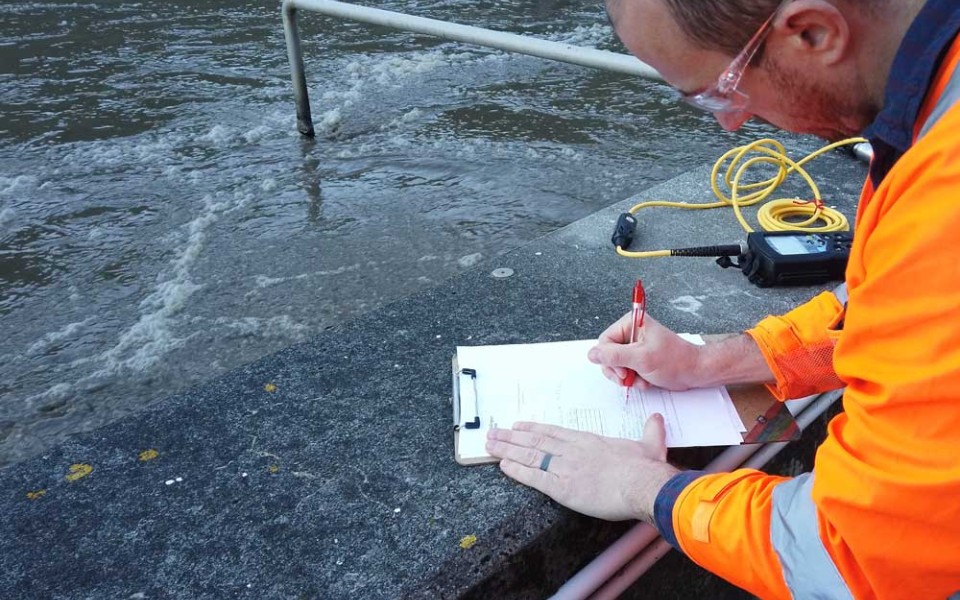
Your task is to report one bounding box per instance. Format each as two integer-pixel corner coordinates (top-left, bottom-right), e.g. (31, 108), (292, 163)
(539, 452), (554, 472)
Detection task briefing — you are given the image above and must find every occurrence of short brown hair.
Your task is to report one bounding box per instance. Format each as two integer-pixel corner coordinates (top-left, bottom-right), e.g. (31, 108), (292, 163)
(660, 0), (886, 56)
(662, 0), (783, 56)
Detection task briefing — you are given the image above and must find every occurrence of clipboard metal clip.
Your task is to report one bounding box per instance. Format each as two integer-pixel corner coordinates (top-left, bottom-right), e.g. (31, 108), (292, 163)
(460, 368), (481, 430)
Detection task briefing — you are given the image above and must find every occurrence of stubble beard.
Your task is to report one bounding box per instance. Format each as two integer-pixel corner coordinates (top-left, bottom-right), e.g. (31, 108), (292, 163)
(767, 60), (878, 141)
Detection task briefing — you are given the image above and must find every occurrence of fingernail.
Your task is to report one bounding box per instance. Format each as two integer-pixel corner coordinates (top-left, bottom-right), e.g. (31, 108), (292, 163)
(587, 348), (599, 362)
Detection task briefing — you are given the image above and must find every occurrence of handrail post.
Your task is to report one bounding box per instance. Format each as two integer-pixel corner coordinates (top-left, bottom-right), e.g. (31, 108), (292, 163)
(282, 0), (315, 137)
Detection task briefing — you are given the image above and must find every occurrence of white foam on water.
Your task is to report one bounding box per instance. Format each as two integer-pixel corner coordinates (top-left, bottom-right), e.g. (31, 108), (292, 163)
(6, 3), (100, 12)
(448, 137), (515, 159)
(318, 108), (343, 136)
(547, 23), (614, 48)
(319, 49), (485, 118)
(320, 86), (361, 105)
(242, 125), (272, 144)
(55, 134), (181, 168)
(22, 382), (74, 410)
(197, 122), (280, 148)
(176, 108), (294, 151)
(312, 19), (608, 125)
(365, 53), (450, 85)
(27, 318), (94, 355)
(87, 194), (228, 375)
(382, 108), (424, 132)
(0, 174), (39, 195)
(198, 124), (235, 146)
(321, 25), (610, 143)
(224, 190), (256, 214)
(398, 108), (421, 123)
(255, 275), (288, 288)
(387, 135), (412, 148)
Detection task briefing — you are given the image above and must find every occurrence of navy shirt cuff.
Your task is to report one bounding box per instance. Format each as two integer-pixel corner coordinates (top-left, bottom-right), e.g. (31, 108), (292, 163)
(653, 470), (706, 550)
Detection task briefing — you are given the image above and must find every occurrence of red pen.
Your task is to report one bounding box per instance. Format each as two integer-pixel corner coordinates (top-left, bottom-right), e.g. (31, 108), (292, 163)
(623, 279), (646, 400)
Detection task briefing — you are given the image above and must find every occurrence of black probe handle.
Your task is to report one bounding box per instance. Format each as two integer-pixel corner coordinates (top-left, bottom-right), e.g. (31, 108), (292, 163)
(670, 244), (743, 257)
(611, 212), (638, 248)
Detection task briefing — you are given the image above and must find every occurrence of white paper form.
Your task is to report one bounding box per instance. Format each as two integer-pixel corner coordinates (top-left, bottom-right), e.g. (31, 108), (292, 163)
(456, 339), (744, 461)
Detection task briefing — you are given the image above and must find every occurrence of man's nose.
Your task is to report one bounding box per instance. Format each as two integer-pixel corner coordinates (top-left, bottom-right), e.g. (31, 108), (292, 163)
(715, 110), (751, 131)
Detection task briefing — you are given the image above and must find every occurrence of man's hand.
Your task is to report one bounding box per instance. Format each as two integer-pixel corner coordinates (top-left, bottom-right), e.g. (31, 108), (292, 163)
(588, 312), (703, 391)
(486, 414), (679, 522)
(588, 313), (777, 390)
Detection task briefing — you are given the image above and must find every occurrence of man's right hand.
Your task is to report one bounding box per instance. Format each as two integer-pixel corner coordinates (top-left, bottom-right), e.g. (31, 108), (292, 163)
(587, 312), (777, 391)
(587, 312), (704, 391)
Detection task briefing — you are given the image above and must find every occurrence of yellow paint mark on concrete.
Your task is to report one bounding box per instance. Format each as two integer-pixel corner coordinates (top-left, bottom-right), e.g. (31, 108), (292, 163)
(65, 463), (93, 482)
(268, 465), (279, 473)
(459, 535), (478, 549)
(138, 449), (159, 462)
(26, 490), (47, 501)
(264, 383), (277, 393)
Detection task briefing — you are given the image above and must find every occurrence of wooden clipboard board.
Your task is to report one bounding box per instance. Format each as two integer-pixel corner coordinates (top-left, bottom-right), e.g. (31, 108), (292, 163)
(451, 337), (799, 466)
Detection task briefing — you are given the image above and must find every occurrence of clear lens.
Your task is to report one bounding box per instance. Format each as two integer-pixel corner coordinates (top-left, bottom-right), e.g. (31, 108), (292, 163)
(682, 88), (749, 114)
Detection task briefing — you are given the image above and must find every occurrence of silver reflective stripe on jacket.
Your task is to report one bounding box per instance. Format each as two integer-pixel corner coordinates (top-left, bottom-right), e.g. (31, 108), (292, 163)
(770, 474), (854, 600)
(832, 283), (848, 306)
(918, 61), (960, 141)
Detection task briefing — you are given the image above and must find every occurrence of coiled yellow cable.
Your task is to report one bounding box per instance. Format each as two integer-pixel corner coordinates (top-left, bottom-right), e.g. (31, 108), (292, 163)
(616, 137), (866, 258)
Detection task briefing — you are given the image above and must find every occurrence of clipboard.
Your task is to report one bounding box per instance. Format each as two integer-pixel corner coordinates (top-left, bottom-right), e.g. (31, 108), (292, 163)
(451, 338), (800, 466)
(452, 356), (498, 466)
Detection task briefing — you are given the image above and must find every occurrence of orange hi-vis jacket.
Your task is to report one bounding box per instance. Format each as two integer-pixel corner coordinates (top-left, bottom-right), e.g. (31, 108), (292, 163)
(652, 7), (960, 600)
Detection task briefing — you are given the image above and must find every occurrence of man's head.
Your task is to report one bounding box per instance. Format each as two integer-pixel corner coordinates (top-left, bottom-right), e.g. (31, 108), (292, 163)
(606, 0), (917, 139)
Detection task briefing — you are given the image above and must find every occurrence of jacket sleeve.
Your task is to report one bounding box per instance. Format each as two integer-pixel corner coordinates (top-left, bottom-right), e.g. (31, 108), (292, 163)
(653, 469), (794, 599)
(746, 290), (847, 400)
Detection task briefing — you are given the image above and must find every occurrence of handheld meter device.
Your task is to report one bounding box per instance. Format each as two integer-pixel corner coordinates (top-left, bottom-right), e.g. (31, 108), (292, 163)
(609, 211), (852, 287)
(723, 231), (853, 287)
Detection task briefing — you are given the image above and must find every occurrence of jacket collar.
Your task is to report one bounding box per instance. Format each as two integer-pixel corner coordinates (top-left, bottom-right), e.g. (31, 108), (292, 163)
(863, 0), (960, 187)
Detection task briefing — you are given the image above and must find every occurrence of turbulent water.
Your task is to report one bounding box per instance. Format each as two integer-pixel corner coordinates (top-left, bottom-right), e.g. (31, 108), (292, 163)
(1, 0), (804, 466)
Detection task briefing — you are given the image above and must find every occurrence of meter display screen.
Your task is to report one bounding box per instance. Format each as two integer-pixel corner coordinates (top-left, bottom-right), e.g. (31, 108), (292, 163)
(767, 235), (827, 256)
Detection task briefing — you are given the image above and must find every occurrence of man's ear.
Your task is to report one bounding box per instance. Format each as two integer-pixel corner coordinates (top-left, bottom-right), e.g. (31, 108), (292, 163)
(776, 0), (850, 65)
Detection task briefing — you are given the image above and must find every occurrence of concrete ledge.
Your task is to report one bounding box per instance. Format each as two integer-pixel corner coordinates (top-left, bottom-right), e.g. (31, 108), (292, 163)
(0, 154), (866, 599)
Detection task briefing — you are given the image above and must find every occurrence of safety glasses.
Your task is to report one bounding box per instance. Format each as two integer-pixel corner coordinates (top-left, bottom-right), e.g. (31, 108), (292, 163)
(679, 0), (790, 115)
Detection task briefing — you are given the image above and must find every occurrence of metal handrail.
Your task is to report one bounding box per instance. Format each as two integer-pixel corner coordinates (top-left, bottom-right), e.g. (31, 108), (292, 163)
(281, 0), (662, 137)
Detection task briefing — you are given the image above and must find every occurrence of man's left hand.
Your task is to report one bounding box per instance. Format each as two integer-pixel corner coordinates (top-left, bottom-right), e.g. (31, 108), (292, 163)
(485, 414), (679, 522)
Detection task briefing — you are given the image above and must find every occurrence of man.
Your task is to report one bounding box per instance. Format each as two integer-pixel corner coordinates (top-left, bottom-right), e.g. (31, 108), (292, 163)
(485, 0), (960, 597)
